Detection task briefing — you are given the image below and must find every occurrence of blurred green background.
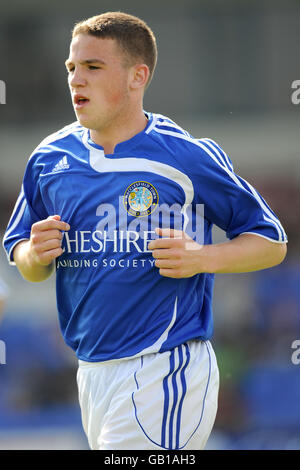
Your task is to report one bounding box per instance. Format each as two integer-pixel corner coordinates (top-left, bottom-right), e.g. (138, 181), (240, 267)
(0, 0), (299, 449)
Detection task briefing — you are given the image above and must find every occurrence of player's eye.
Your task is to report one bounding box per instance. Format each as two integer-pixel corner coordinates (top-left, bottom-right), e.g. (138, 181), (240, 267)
(88, 65), (100, 70)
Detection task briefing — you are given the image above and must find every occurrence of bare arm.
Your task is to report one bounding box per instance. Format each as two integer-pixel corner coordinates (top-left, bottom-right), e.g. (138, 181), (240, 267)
(13, 215), (70, 283)
(149, 228), (287, 278)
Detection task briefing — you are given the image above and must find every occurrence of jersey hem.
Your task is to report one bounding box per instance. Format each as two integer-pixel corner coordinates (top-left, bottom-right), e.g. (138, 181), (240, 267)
(77, 351), (154, 365)
(75, 337), (210, 365)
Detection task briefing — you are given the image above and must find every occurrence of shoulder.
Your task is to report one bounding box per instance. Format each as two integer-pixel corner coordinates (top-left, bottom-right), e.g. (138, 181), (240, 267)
(147, 113), (193, 143)
(28, 121), (84, 164)
(38, 121), (83, 145)
(148, 113), (233, 172)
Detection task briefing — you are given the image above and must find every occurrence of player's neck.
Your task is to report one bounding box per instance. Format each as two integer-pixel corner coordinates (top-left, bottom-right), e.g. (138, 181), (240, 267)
(89, 107), (148, 155)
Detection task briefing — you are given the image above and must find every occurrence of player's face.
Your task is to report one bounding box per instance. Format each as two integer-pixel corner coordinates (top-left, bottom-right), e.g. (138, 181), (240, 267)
(66, 34), (131, 131)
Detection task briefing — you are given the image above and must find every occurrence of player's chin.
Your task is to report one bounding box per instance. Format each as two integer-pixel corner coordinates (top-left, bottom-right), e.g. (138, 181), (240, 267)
(74, 113), (94, 129)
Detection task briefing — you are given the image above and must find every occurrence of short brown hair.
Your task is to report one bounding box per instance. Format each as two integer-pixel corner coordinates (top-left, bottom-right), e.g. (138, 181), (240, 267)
(72, 12), (157, 88)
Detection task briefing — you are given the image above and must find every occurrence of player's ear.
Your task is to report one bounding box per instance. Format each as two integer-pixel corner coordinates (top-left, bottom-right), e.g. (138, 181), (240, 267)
(129, 64), (149, 91)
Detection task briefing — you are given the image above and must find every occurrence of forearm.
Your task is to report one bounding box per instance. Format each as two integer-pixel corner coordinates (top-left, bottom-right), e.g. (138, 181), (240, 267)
(150, 229), (287, 278)
(203, 233), (287, 274)
(13, 240), (55, 283)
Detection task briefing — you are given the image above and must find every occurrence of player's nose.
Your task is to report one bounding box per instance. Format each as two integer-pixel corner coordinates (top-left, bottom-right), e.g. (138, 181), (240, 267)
(69, 68), (87, 89)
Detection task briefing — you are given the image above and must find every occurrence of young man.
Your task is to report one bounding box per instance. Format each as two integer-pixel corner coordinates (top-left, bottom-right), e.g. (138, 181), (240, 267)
(3, 12), (287, 450)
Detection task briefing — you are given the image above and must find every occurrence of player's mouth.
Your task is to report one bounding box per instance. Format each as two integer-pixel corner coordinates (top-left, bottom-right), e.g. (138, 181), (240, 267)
(73, 94), (90, 109)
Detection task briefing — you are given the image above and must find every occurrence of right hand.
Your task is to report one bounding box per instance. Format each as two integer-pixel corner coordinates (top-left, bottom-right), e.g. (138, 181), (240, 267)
(29, 215), (70, 266)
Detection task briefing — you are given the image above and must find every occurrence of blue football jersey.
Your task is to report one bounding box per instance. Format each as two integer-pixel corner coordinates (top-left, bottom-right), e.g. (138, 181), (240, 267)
(2, 112), (287, 361)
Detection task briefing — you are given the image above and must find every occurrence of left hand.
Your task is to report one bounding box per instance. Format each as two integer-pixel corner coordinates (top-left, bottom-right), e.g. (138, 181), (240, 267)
(148, 228), (204, 278)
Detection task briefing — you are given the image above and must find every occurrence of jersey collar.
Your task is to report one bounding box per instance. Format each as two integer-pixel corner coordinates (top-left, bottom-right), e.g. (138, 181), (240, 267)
(81, 111), (154, 156)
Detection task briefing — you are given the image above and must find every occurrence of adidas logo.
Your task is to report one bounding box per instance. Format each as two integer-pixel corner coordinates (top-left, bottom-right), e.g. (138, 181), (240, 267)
(52, 156), (70, 172)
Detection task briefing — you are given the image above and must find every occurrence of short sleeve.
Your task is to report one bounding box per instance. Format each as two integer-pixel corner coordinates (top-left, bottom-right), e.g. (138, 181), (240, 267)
(2, 155), (48, 265)
(191, 138), (287, 243)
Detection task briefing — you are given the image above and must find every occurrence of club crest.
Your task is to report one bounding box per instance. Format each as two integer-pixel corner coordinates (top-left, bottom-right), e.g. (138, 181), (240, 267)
(123, 181), (158, 217)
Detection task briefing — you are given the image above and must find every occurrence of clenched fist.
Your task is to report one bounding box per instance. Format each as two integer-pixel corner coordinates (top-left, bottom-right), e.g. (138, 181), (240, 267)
(29, 215), (70, 266)
(13, 215), (70, 282)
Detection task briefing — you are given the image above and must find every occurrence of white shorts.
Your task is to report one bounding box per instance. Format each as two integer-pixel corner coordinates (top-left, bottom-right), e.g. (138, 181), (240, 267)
(76, 340), (219, 450)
